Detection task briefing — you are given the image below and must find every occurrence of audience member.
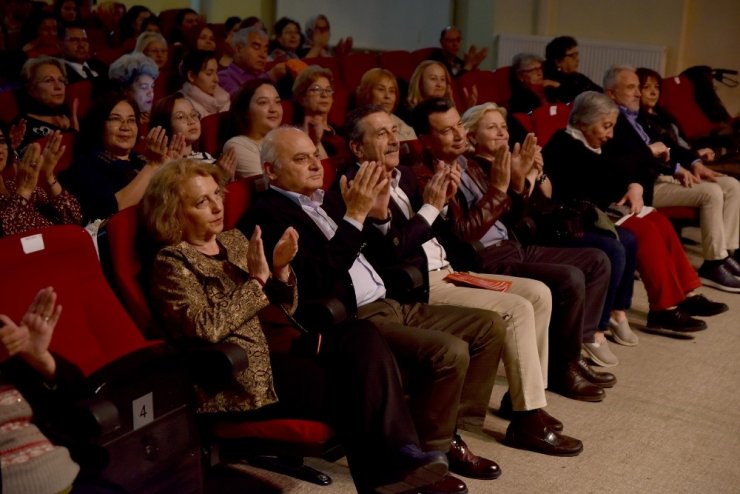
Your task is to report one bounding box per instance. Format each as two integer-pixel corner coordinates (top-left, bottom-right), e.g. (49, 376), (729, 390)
(343, 105), (584, 457)
(217, 16), (242, 69)
(143, 158), (449, 494)
(53, 0), (81, 26)
(223, 80), (283, 178)
(217, 27), (287, 96)
(0, 287), (126, 493)
(60, 23), (109, 94)
(118, 5), (152, 50)
(301, 14), (352, 58)
(88, 1), (124, 48)
(183, 22), (217, 53)
(60, 93), (172, 223)
(20, 12), (62, 59)
(292, 65), (345, 160)
(411, 97), (615, 401)
(270, 17), (302, 62)
(355, 68), (417, 141)
(544, 36), (602, 102)
(508, 53), (560, 114)
(108, 52), (158, 125)
(15, 56), (78, 151)
(429, 26), (487, 77)
(406, 61), (455, 113)
(544, 90), (729, 336)
(462, 101), (630, 367)
(241, 126), (506, 493)
(179, 50), (231, 118)
(134, 31), (169, 71)
(0, 128), (81, 236)
(602, 65), (740, 292)
(169, 7), (199, 46)
(2, 0), (33, 51)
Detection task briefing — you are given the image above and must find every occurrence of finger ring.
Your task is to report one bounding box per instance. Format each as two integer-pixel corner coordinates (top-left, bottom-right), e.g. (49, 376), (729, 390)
(44, 316), (50, 322)
(31, 161), (38, 166)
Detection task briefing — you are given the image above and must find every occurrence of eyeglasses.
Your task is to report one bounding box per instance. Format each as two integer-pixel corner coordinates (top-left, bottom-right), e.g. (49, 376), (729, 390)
(36, 77), (67, 86)
(307, 86), (334, 96)
(106, 115), (137, 126)
(173, 111), (201, 123)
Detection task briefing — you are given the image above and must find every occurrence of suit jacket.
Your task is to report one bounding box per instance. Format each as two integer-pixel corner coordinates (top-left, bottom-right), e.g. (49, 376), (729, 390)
(64, 59), (110, 93)
(240, 187), (369, 319)
(601, 112), (674, 205)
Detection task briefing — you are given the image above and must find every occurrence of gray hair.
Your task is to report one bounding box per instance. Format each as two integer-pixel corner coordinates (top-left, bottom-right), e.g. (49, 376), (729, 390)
(569, 91), (618, 127)
(304, 14), (329, 41)
(21, 56), (67, 85)
(260, 126), (305, 182)
(603, 64), (635, 91)
(461, 102), (507, 134)
(232, 26), (268, 49)
(512, 53), (544, 72)
(108, 52), (159, 87)
(133, 31), (167, 53)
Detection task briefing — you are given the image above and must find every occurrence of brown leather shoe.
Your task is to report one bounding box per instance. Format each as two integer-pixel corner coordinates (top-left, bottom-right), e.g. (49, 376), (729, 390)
(447, 433), (501, 480)
(575, 357), (617, 388)
(505, 412), (583, 456)
(417, 474), (468, 494)
(497, 392), (564, 432)
(550, 363), (605, 402)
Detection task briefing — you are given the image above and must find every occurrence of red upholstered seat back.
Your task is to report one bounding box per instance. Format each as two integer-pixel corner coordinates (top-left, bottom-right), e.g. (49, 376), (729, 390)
(458, 70), (503, 107)
(0, 89), (20, 125)
(224, 176), (261, 231)
(491, 66), (513, 108)
(340, 52), (379, 91)
(199, 111), (229, 156)
(0, 226), (156, 376)
(65, 80), (93, 120)
(530, 103), (571, 147)
(379, 50), (414, 82)
(659, 75), (718, 141)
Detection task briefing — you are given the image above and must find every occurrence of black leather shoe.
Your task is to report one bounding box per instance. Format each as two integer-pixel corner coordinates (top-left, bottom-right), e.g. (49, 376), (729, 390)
(497, 392), (563, 432)
(417, 474), (468, 494)
(377, 444), (449, 494)
(723, 256), (740, 277)
(698, 262), (740, 293)
(549, 364), (605, 402)
(647, 308), (707, 333)
(575, 357), (617, 388)
(447, 434), (501, 480)
(505, 412), (583, 456)
(678, 294), (729, 317)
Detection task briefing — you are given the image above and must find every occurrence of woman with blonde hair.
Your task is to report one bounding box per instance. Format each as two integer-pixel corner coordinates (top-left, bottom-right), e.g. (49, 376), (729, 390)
(356, 68), (416, 141)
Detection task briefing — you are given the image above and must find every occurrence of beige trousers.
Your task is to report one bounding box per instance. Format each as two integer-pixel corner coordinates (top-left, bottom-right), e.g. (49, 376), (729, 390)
(653, 175), (740, 260)
(428, 267), (551, 412)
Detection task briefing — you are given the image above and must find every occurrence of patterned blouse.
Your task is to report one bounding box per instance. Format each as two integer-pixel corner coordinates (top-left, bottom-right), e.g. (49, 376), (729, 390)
(0, 178), (82, 237)
(150, 229), (298, 414)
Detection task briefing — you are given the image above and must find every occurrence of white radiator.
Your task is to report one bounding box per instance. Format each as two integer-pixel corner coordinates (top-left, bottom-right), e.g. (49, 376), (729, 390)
(495, 33), (667, 87)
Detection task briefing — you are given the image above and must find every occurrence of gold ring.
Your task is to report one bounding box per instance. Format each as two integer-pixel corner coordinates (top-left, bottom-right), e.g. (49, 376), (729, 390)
(44, 316), (50, 322)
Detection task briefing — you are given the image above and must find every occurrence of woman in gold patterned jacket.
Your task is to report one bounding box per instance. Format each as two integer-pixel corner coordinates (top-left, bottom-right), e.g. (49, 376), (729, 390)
(140, 159), (450, 494)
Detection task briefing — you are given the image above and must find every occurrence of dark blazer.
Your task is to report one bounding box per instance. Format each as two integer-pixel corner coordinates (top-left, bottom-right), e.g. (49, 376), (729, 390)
(601, 112), (674, 205)
(239, 187), (368, 318)
(543, 129), (655, 208)
(64, 59), (110, 94)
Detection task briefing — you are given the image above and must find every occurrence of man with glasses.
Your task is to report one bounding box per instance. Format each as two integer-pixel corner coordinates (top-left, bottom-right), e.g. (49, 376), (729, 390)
(429, 25), (487, 78)
(218, 26), (287, 96)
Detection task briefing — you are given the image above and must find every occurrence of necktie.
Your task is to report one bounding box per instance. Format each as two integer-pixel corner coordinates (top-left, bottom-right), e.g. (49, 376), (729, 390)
(82, 64), (95, 80)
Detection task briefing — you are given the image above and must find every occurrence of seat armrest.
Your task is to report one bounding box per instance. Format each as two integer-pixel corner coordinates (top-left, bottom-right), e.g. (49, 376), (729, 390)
(66, 397), (121, 438)
(295, 297), (348, 332)
(186, 342), (249, 389)
(380, 264), (425, 303)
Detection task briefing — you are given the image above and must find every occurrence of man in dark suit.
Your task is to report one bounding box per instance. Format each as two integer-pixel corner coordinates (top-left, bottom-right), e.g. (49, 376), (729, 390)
(342, 104), (584, 458)
(409, 97), (616, 402)
(240, 126), (505, 494)
(60, 23), (109, 94)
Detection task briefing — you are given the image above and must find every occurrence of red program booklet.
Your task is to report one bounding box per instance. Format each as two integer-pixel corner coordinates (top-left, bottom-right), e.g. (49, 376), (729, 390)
(444, 272), (513, 292)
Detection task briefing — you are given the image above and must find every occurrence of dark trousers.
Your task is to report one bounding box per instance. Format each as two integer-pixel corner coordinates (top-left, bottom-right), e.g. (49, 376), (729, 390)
(566, 227), (637, 329)
(478, 240), (610, 377)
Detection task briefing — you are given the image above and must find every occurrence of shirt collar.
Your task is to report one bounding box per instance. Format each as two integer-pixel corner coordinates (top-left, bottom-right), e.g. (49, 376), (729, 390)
(565, 125), (602, 154)
(271, 184), (325, 208)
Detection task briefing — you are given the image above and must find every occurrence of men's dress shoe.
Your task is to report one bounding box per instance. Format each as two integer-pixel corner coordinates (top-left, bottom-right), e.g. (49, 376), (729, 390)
(447, 434), (501, 480)
(550, 364), (605, 402)
(377, 444), (449, 494)
(417, 474), (468, 494)
(646, 308), (707, 335)
(698, 262), (740, 293)
(608, 317), (639, 346)
(497, 392), (563, 432)
(505, 412), (583, 456)
(583, 340), (619, 367)
(575, 357), (617, 388)
(678, 294), (729, 317)
(723, 256), (740, 277)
